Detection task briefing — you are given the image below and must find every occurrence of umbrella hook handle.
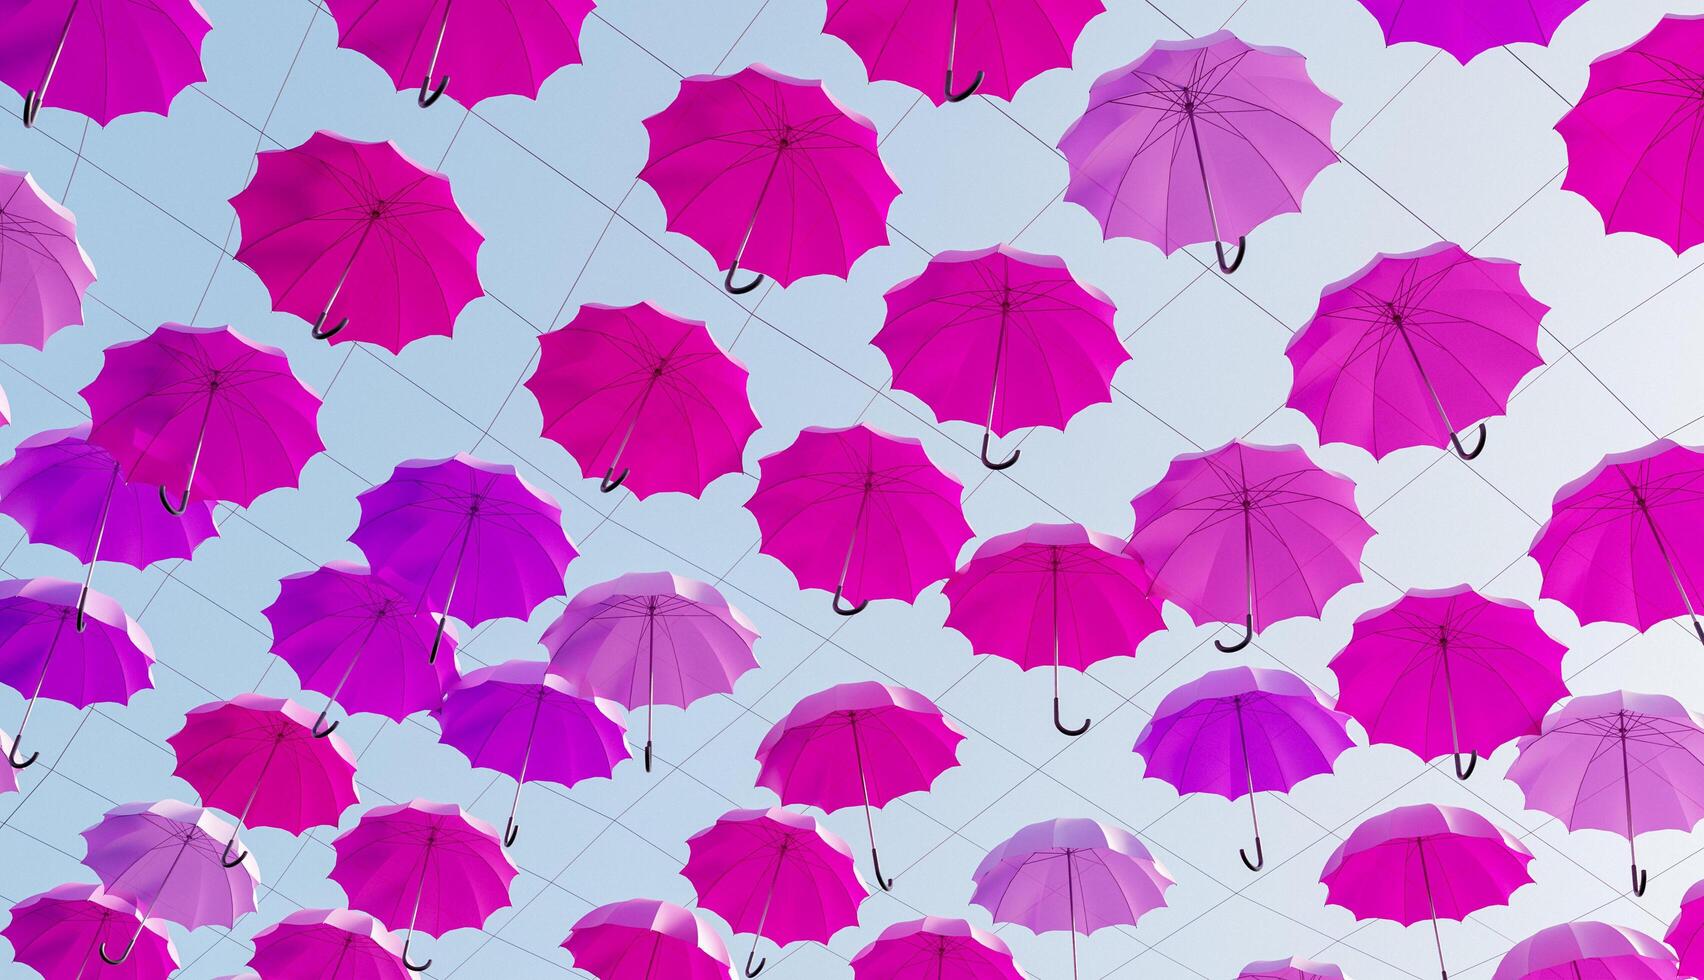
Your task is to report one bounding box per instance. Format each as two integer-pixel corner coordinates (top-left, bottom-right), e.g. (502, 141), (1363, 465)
(1452, 751), (1477, 780)
(418, 74), (449, 108)
(944, 68), (983, 103)
(599, 467), (629, 493)
(220, 833), (249, 869)
(1449, 423), (1487, 461)
(1239, 834), (1264, 872)
(6, 736), (38, 770)
(22, 0), (77, 128)
(744, 948), (766, 978)
(870, 846), (895, 891)
(159, 486), (192, 516)
(1632, 863), (1648, 897)
(417, 0), (452, 108)
(100, 921), (142, 965)
(1214, 237), (1247, 275)
(311, 312), (349, 341)
(725, 262), (764, 295)
(311, 707), (340, 739)
(1053, 697), (1089, 737)
(428, 612), (451, 663)
(1215, 614), (1253, 653)
(980, 432), (1019, 470)
(401, 935), (433, 972)
(831, 586), (869, 617)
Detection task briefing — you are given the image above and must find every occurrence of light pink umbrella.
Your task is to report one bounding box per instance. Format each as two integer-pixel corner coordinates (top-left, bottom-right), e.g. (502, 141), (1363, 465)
(0, 0), (211, 126)
(1126, 442), (1374, 652)
(0, 168), (95, 347)
(562, 898), (731, 980)
(0, 731), (14, 795)
(640, 65), (901, 293)
(1239, 958), (1350, 980)
(2, 884), (178, 980)
(1354, 0), (1589, 62)
(1494, 922), (1677, 980)
(745, 424), (973, 616)
(249, 908), (409, 980)
(872, 246), (1127, 470)
(1669, 879), (1704, 980)
(850, 916), (1023, 980)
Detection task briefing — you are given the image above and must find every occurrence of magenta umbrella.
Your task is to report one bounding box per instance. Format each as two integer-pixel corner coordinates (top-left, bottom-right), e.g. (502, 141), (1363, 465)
(562, 898), (731, 980)
(745, 424), (972, 616)
(1058, 31), (1339, 273)
(331, 800), (519, 973)
(0, 0), (210, 126)
(755, 681), (965, 891)
(680, 807), (868, 978)
(2, 884), (177, 980)
(1136, 666), (1353, 873)
(850, 917), (1023, 980)
(872, 246), (1127, 470)
(0, 168), (95, 346)
(249, 908), (409, 980)
(1126, 441), (1374, 652)
(1354, 0), (1589, 62)
(543, 570), (759, 772)
(640, 64), (901, 294)
(1321, 803), (1534, 980)
(436, 659), (628, 847)
(944, 522), (1163, 736)
(1494, 922), (1677, 980)
(230, 132), (484, 351)
(1669, 879), (1704, 979)
(1284, 242), (1548, 460)
(1508, 690), (1704, 897)
(1239, 958), (1350, 980)
(80, 323), (325, 514)
(524, 302), (759, 498)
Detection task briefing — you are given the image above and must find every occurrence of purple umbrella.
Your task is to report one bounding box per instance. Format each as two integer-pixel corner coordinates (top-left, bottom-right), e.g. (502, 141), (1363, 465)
(1239, 958), (1350, 980)
(1135, 666), (1353, 872)
(249, 908), (409, 980)
(850, 917), (1024, 980)
(0, 0), (212, 126)
(1494, 922), (1677, 980)
(562, 898), (732, 980)
(2, 884), (178, 980)
(1354, 0), (1589, 62)
(0, 168), (95, 347)
(1668, 879), (1704, 979)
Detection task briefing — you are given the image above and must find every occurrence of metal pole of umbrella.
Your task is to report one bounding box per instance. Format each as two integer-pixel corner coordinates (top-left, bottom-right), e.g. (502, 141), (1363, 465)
(1235, 698), (1263, 871)
(1184, 107), (1246, 274)
(980, 308), (1018, 470)
(1619, 713), (1647, 896)
(428, 518), (476, 663)
(313, 614), (390, 738)
(8, 617), (63, 769)
(849, 711), (893, 890)
(504, 691), (548, 847)
(1065, 848), (1080, 980)
(1622, 469), (1704, 646)
(76, 465), (118, 631)
(1052, 552), (1088, 736)
(418, 0), (454, 107)
(1437, 634), (1476, 779)
(1217, 506), (1256, 652)
(309, 221), (375, 340)
(831, 486), (871, 616)
(1391, 317), (1486, 460)
(1415, 837), (1447, 980)
(102, 835), (192, 965)
(644, 601), (657, 771)
(220, 735), (284, 868)
(22, 0), (78, 127)
(160, 395), (216, 516)
(600, 373), (663, 493)
(943, 0), (984, 102)
(400, 849), (435, 972)
(725, 153), (784, 295)
(744, 843), (788, 977)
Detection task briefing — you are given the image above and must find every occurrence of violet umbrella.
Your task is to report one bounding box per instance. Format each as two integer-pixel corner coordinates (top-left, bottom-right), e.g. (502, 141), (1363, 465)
(1135, 666), (1353, 872)
(80, 323), (325, 514)
(1354, 0), (1589, 62)
(849, 917), (1024, 980)
(524, 301), (760, 498)
(1321, 803), (1534, 980)
(1669, 879), (1704, 979)
(0, 577), (153, 770)
(331, 800), (518, 973)
(872, 245), (1128, 470)
(350, 454), (576, 661)
(970, 818), (1173, 980)
(0, 168), (95, 347)
(80, 801), (259, 966)
(436, 659), (628, 847)
(745, 424), (973, 616)
(1507, 690), (1704, 897)
(1494, 922), (1677, 980)
(0, 0), (211, 126)
(1126, 441), (1374, 652)
(249, 908), (409, 980)
(679, 807), (868, 978)
(2, 884), (178, 980)
(0, 731), (14, 795)
(640, 64), (901, 293)
(1239, 958), (1350, 980)
(944, 522), (1163, 735)
(1058, 31), (1339, 273)
(1284, 242), (1548, 460)
(543, 570), (759, 772)
(562, 898), (732, 980)
(229, 131), (485, 350)
(755, 681), (965, 890)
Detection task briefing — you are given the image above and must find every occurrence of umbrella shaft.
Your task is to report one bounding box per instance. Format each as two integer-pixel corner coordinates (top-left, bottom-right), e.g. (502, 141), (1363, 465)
(1392, 323), (1461, 439)
(836, 490), (871, 604)
(320, 222), (373, 320)
(1620, 727), (1637, 860)
(86, 465), (118, 568)
(607, 375), (660, 480)
(984, 318), (1008, 438)
(1236, 701), (1260, 839)
(946, 0), (962, 74)
(1438, 645), (1463, 760)
(425, 0), (453, 81)
(1416, 839), (1445, 977)
(1242, 507), (1255, 634)
(849, 715), (879, 850)
(1631, 492), (1701, 628)
(1065, 849), (1079, 980)
(34, 0), (78, 109)
(328, 613), (388, 707)
(1186, 111), (1228, 250)
(177, 397), (216, 504)
(646, 611), (657, 748)
(733, 154), (784, 276)
(17, 622), (66, 741)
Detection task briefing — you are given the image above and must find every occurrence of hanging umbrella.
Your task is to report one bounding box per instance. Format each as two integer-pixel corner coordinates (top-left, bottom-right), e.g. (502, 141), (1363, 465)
(1329, 586), (1568, 779)
(249, 908), (409, 980)
(330, 800), (518, 973)
(1239, 958), (1350, 980)
(1057, 31), (1339, 273)
(2, 884), (178, 980)
(524, 302), (760, 498)
(562, 898), (732, 980)
(1494, 922), (1677, 980)
(1668, 879), (1704, 979)
(1136, 666), (1353, 872)
(679, 807), (868, 978)
(850, 917), (1025, 980)
(0, 731), (14, 795)
(0, 168), (95, 346)
(640, 64), (902, 293)
(350, 454), (576, 661)
(0, 577), (152, 770)
(1126, 441), (1374, 652)
(543, 570), (759, 772)
(436, 659), (628, 847)
(1507, 690), (1704, 896)
(262, 562), (461, 737)
(970, 818), (1173, 980)
(744, 424), (973, 616)
(1354, 0), (1589, 62)
(229, 131), (485, 350)
(0, 0), (211, 126)
(79, 323), (325, 514)
(871, 246), (1127, 470)
(1284, 242), (1548, 460)
(944, 522), (1163, 736)
(755, 681), (965, 890)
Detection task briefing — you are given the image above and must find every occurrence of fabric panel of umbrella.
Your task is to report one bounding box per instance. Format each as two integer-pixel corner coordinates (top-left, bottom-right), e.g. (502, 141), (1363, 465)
(0, 0), (212, 126)
(2, 883), (179, 980)
(249, 908), (410, 980)
(0, 168), (95, 346)
(1492, 921), (1678, 980)
(1238, 958), (1350, 980)
(1353, 0), (1590, 62)
(562, 898), (733, 980)
(849, 916), (1025, 980)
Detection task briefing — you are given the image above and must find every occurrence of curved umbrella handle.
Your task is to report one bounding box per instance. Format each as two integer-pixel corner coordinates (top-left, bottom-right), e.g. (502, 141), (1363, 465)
(870, 846), (895, 891)
(1239, 834), (1263, 872)
(503, 817), (519, 848)
(418, 74), (449, 108)
(159, 486), (191, 516)
(1632, 863), (1648, 897)
(831, 587), (868, 617)
(7, 735), (38, 770)
(311, 312), (348, 341)
(745, 948), (766, 978)
(980, 433), (1019, 470)
(644, 739), (653, 773)
(1449, 423), (1487, 461)
(311, 708), (340, 739)
(600, 467), (629, 493)
(725, 262), (764, 295)
(944, 68), (983, 103)
(220, 833), (249, 869)
(1215, 237), (1247, 275)
(75, 586), (91, 633)
(428, 613), (450, 664)
(22, 91), (44, 128)
(101, 921), (142, 966)
(1215, 614), (1253, 653)
(1453, 751), (1477, 780)
(1053, 696), (1089, 737)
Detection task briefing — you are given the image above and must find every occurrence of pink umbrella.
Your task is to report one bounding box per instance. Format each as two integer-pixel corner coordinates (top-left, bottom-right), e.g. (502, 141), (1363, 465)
(872, 246), (1128, 470)
(1126, 442), (1374, 652)
(262, 562), (460, 737)
(679, 807), (868, 978)
(1354, 0), (1589, 62)
(331, 800), (518, 973)
(1329, 586), (1568, 779)
(824, 0), (1102, 103)
(229, 132), (485, 351)
(80, 323), (325, 514)
(1507, 690), (1704, 897)
(1494, 922), (1677, 980)
(167, 695), (360, 868)
(944, 522), (1164, 735)
(1135, 666), (1353, 872)
(1239, 958), (1350, 980)
(745, 424), (972, 616)
(524, 302), (759, 498)
(755, 681), (965, 890)
(324, 0), (595, 108)
(80, 800), (259, 966)
(2, 884), (178, 980)
(0, 731), (14, 795)
(543, 570), (759, 772)
(1669, 879), (1704, 979)
(350, 454), (576, 661)
(970, 818), (1173, 980)
(850, 917), (1024, 980)
(1320, 803), (1534, 980)
(0, 168), (95, 346)
(640, 65), (901, 293)
(1284, 242), (1548, 460)
(249, 908), (409, 980)
(1058, 31), (1339, 273)
(562, 898), (731, 980)
(0, 0), (211, 126)
(436, 659), (628, 847)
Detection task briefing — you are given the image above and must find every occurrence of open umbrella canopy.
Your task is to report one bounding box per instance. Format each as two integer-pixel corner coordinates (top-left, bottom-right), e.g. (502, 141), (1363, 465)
(0, 0), (211, 126)
(1668, 878), (1704, 980)
(1239, 958), (1350, 980)
(563, 898), (732, 980)
(1353, 0), (1589, 62)
(0, 168), (95, 347)
(849, 917), (1024, 980)
(2, 883), (178, 980)
(1494, 922), (1677, 980)
(249, 908), (409, 980)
